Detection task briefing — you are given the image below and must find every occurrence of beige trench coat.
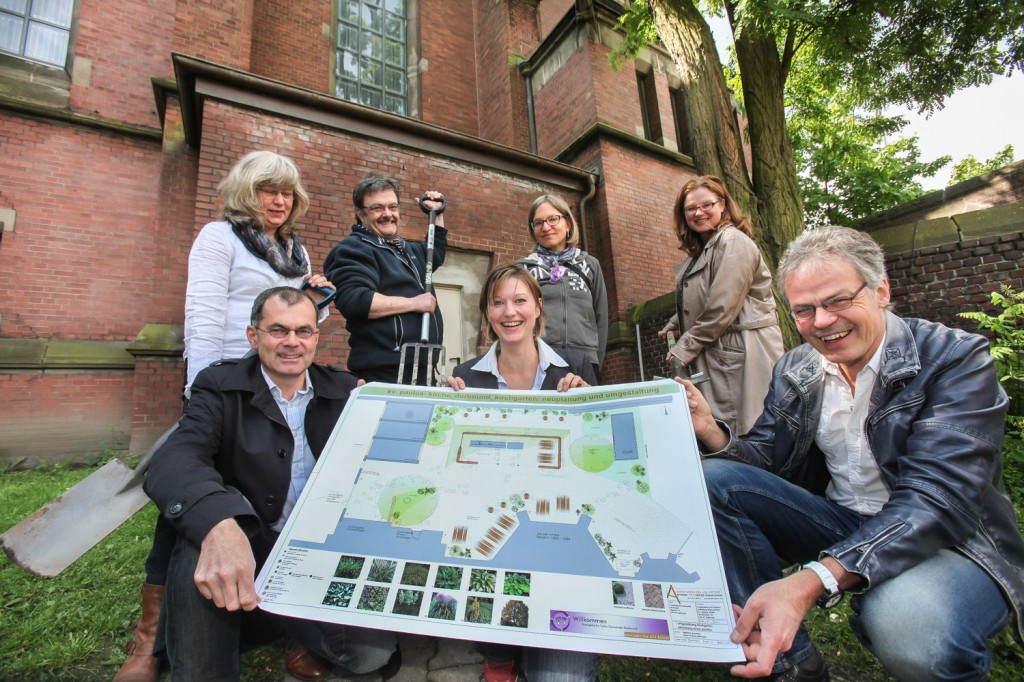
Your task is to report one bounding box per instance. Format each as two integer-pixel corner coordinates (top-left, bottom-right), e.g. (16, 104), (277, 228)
(667, 224), (784, 435)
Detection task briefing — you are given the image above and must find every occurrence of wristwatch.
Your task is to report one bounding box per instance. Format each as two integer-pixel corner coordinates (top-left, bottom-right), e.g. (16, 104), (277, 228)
(802, 560), (844, 609)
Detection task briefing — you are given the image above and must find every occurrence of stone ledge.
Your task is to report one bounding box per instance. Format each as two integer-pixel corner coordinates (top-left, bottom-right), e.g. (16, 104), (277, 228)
(0, 338), (134, 369)
(125, 324), (185, 357)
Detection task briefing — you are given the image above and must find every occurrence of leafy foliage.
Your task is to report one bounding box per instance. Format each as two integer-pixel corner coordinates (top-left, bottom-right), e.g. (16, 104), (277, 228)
(367, 558), (397, 583)
(786, 44), (950, 225)
(959, 285), (1024, 416)
(469, 568), (496, 593)
(322, 581), (355, 608)
(434, 565), (463, 590)
(427, 593), (457, 620)
(334, 555), (365, 579)
(465, 596), (494, 624)
(392, 588), (423, 616)
(503, 571), (532, 597)
(400, 562), (429, 586)
(356, 585), (389, 612)
(949, 144), (1016, 184)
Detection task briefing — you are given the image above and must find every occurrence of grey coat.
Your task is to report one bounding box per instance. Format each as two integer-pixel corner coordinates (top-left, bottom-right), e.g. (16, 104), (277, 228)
(668, 225), (783, 434)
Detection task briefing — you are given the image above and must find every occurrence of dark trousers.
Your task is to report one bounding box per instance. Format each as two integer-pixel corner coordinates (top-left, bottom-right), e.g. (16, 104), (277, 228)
(159, 527), (396, 681)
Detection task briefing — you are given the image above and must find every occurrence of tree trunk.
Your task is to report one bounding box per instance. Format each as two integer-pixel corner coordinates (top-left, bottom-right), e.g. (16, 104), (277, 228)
(647, 1), (802, 347)
(731, 21), (805, 268)
(647, 1), (754, 210)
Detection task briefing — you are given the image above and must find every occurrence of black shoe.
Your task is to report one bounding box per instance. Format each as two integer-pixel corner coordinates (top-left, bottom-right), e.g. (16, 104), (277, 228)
(378, 645), (402, 681)
(769, 647), (829, 681)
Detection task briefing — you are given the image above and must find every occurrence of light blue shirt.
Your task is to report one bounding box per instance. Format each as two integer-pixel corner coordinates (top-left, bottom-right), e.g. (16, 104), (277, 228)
(260, 367), (314, 531)
(469, 338), (569, 390)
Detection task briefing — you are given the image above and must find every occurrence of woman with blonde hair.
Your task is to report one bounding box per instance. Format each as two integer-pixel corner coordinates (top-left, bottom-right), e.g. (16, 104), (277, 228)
(660, 175), (783, 436)
(448, 263), (596, 682)
(114, 151), (334, 682)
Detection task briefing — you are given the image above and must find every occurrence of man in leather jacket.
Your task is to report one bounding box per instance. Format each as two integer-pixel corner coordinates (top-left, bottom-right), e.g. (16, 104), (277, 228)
(145, 287), (399, 680)
(681, 226), (1024, 682)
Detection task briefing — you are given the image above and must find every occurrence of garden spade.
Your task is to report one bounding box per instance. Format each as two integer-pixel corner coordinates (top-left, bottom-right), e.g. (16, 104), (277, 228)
(397, 193), (446, 386)
(0, 423), (175, 577)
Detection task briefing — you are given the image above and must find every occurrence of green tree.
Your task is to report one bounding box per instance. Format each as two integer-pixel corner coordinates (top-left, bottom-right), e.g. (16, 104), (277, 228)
(949, 144), (1016, 184)
(615, 0), (1024, 259)
(786, 46), (951, 226)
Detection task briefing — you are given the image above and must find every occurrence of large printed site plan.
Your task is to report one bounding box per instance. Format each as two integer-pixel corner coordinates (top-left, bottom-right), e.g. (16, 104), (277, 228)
(256, 380), (744, 662)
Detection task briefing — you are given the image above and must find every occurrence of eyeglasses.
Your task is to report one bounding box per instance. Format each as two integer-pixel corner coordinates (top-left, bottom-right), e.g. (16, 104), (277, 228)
(683, 200), (721, 215)
(255, 326), (318, 340)
(257, 187), (295, 200)
(365, 203), (400, 214)
(531, 214), (565, 229)
(789, 283), (868, 321)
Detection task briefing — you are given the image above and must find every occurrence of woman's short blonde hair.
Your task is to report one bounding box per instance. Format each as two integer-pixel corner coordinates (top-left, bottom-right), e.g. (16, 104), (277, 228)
(479, 264), (546, 342)
(527, 194), (580, 249)
(218, 151), (310, 239)
(672, 175), (752, 257)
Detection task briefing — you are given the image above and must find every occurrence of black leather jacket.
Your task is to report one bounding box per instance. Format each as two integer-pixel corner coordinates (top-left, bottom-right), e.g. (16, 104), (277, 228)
(715, 312), (1024, 640)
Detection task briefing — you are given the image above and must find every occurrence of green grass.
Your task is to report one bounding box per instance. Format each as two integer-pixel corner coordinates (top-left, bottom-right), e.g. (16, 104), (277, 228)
(2, 435), (1023, 681)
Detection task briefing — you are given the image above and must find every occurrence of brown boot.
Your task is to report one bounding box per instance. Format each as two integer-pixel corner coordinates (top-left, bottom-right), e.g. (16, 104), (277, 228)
(113, 582), (164, 682)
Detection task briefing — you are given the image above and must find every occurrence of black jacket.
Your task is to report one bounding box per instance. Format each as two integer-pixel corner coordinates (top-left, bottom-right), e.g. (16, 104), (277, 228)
(324, 224), (447, 374)
(144, 355), (358, 547)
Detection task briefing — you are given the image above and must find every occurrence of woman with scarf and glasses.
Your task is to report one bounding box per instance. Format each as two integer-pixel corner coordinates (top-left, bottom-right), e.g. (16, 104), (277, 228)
(660, 175), (783, 437)
(517, 194), (608, 382)
(113, 151), (334, 682)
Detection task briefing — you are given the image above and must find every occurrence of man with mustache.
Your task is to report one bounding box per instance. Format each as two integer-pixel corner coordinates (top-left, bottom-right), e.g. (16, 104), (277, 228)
(325, 175), (446, 383)
(680, 226), (1024, 681)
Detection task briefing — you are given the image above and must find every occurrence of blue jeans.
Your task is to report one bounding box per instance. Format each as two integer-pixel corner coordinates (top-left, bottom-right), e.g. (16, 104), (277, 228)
(160, 529), (396, 681)
(477, 642), (596, 682)
(702, 458), (1010, 681)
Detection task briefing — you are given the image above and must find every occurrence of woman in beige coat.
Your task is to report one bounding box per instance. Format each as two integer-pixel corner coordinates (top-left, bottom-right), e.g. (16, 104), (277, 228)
(660, 175), (784, 435)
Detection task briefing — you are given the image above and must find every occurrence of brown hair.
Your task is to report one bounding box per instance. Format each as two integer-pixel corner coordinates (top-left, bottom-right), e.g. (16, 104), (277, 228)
(479, 264), (546, 342)
(672, 175), (752, 256)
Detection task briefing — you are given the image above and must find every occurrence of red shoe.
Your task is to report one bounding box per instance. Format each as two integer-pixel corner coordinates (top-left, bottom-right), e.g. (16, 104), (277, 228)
(481, 658), (523, 682)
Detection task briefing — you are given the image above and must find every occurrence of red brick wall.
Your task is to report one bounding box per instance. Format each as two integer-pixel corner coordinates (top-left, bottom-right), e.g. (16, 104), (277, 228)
(0, 372), (133, 465)
(172, 0), (254, 70)
(69, 0), (177, 126)
(419, 0), (479, 134)
(887, 232), (1024, 329)
(0, 113), (163, 340)
(534, 45), (596, 157)
(129, 357), (185, 455)
(195, 99), (585, 367)
(589, 41), (643, 137)
(251, 0), (331, 93)
(538, 0), (574, 38)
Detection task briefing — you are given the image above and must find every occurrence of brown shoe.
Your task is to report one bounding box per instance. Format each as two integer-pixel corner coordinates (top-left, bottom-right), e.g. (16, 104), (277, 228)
(285, 639), (331, 681)
(112, 582), (164, 682)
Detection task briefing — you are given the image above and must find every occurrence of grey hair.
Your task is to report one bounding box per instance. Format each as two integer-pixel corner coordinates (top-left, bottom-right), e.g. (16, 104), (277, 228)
(776, 226), (887, 304)
(527, 194), (580, 248)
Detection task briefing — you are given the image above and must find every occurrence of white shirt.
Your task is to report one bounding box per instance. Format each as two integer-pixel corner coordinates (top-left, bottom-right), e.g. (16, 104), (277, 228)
(261, 367), (315, 532)
(184, 221), (324, 392)
(470, 338), (569, 390)
(815, 335), (890, 515)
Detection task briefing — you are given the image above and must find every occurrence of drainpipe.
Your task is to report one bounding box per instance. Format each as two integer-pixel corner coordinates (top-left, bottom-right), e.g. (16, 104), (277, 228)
(576, 171), (597, 252)
(524, 72), (538, 155)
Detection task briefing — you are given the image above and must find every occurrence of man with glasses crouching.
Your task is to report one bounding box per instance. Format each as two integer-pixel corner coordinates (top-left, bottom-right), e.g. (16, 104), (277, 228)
(145, 287), (400, 680)
(324, 175), (447, 384)
(679, 226), (1024, 681)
